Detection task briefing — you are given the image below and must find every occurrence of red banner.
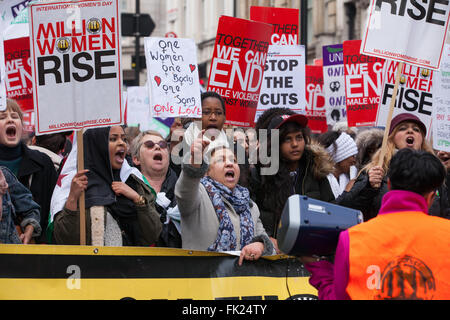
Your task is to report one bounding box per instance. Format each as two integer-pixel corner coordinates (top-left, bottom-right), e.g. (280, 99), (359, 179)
(343, 40), (385, 127)
(207, 16), (272, 127)
(4, 36), (33, 113)
(250, 6), (299, 45)
(305, 65), (327, 134)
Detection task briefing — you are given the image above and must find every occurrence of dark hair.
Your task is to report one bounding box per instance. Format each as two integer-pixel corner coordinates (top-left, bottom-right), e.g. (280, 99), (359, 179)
(317, 130), (341, 150)
(330, 109), (341, 122)
(249, 109), (311, 220)
(35, 133), (67, 154)
(279, 121), (311, 149)
(201, 91), (226, 115)
(388, 149), (446, 196)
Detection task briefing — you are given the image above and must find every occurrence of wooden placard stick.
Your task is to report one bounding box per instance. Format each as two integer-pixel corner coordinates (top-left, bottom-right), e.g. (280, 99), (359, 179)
(377, 61), (404, 168)
(77, 130), (86, 245)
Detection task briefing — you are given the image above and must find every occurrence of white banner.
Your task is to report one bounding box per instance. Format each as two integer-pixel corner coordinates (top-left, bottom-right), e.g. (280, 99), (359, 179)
(376, 60), (433, 139)
(433, 44), (450, 152)
(0, 0), (31, 33)
(29, 0), (123, 134)
(322, 44), (347, 126)
(126, 86), (151, 130)
(0, 33), (6, 110)
(255, 45), (306, 122)
(361, 0), (450, 70)
(144, 37), (201, 119)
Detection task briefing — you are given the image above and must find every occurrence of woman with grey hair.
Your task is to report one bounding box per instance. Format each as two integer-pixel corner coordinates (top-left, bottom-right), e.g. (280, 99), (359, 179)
(132, 130), (182, 248)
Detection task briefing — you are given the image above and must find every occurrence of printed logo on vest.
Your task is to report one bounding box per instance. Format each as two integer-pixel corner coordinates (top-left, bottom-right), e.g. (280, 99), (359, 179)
(376, 255), (435, 300)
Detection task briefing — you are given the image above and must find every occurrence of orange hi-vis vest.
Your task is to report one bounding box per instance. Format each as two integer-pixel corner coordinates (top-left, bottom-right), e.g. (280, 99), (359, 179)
(346, 211), (450, 300)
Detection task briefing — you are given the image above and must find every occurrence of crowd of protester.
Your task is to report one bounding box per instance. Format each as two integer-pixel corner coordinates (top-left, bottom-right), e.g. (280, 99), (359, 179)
(1, 94), (450, 268)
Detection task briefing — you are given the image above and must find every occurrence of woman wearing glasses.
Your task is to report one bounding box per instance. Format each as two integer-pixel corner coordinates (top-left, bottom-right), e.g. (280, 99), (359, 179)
(182, 91), (230, 154)
(131, 130), (182, 248)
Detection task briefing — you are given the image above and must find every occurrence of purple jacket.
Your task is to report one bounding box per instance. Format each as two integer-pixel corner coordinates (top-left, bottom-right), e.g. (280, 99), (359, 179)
(304, 190), (429, 300)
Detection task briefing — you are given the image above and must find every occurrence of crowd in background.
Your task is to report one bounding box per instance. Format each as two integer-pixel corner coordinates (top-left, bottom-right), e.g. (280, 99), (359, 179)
(1, 93), (449, 264)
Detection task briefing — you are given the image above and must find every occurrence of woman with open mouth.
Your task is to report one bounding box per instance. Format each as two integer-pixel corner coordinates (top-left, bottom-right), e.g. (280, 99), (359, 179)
(336, 113), (436, 222)
(52, 126), (162, 246)
(131, 130), (182, 248)
(0, 99), (57, 244)
(175, 130), (275, 265)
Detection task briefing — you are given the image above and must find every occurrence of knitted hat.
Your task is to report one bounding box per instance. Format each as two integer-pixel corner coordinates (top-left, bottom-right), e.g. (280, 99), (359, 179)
(326, 132), (358, 164)
(389, 113), (427, 136)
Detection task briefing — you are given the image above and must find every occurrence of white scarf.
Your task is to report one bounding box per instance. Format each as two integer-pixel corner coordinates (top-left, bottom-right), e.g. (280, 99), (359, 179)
(327, 166), (357, 198)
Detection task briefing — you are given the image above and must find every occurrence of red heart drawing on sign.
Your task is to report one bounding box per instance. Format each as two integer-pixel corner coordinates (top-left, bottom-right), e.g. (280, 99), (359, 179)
(189, 64), (196, 73)
(154, 76), (161, 86)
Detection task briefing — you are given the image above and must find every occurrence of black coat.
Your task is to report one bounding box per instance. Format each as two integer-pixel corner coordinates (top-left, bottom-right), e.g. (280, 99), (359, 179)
(17, 143), (58, 243)
(250, 145), (335, 237)
(429, 173), (450, 219)
(155, 167), (182, 248)
(337, 170), (450, 221)
(335, 171), (388, 222)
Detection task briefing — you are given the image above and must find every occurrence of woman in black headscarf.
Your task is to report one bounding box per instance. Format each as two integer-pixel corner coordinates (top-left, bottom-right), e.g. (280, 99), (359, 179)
(53, 126), (162, 246)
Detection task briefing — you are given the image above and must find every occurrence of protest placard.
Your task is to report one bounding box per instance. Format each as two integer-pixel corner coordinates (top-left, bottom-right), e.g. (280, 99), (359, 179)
(323, 44), (347, 127)
(0, 34), (6, 111)
(0, 0), (31, 31)
(207, 16), (272, 127)
(3, 4), (33, 113)
(250, 6), (303, 122)
(376, 60), (433, 139)
(22, 110), (34, 132)
(250, 6), (299, 46)
(144, 37), (201, 119)
(361, 0), (450, 70)
(255, 45), (306, 121)
(305, 65), (327, 134)
(433, 44), (450, 152)
(28, 0), (123, 134)
(344, 40), (385, 127)
(3, 36), (33, 112)
(126, 86), (151, 129)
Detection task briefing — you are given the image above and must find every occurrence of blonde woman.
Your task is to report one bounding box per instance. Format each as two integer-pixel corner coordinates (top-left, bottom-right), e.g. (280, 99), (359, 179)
(336, 113), (434, 221)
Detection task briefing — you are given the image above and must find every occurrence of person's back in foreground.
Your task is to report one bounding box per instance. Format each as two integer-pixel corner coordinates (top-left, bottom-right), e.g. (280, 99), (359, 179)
(302, 148), (450, 300)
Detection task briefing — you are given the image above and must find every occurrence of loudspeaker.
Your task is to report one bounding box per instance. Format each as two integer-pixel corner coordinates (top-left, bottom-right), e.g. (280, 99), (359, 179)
(277, 195), (363, 257)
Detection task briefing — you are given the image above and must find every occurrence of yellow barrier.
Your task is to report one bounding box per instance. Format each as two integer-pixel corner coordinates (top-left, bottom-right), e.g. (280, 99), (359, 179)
(0, 244), (317, 300)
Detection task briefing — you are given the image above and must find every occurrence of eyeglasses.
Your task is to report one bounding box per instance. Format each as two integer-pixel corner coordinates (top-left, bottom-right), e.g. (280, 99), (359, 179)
(143, 140), (168, 150)
(202, 110), (224, 117)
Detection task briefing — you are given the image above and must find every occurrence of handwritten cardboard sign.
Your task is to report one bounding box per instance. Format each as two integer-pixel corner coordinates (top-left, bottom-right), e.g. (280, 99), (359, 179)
(144, 37), (201, 119)
(433, 44), (450, 152)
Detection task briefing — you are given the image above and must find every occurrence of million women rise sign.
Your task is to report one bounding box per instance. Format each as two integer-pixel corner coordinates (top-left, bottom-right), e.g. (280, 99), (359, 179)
(29, 0), (122, 134)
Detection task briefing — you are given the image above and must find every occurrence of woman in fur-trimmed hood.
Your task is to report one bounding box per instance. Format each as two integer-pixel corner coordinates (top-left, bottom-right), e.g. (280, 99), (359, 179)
(249, 108), (335, 252)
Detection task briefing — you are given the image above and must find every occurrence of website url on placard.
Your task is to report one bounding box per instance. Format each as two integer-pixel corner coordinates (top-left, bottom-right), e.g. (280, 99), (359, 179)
(373, 48), (430, 66)
(48, 118), (112, 129)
